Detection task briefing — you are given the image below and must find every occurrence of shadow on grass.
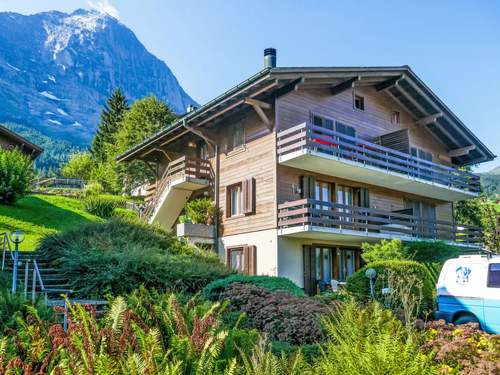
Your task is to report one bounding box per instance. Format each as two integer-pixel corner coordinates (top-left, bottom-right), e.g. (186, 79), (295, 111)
(0, 195), (97, 234)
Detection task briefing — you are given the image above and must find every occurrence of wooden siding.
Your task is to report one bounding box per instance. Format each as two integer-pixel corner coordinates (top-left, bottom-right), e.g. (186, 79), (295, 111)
(217, 110), (277, 236)
(277, 165), (454, 222)
(276, 86), (452, 166)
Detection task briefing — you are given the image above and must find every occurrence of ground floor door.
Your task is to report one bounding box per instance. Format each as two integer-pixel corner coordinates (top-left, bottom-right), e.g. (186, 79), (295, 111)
(303, 245), (362, 295)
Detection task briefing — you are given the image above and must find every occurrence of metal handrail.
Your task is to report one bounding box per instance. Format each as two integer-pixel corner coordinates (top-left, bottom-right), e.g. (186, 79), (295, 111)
(1, 232), (13, 271)
(31, 259), (72, 303)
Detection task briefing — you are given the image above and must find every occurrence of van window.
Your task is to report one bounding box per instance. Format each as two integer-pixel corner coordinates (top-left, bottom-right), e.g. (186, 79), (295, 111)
(487, 263), (500, 288)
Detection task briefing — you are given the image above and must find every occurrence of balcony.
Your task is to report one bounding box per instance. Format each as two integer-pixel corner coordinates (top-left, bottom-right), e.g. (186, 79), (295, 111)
(277, 123), (480, 201)
(278, 199), (482, 248)
(144, 156), (212, 228)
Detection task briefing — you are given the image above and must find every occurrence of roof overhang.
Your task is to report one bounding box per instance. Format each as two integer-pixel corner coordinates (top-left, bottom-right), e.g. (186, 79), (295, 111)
(117, 66), (495, 166)
(0, 124), (43, 159)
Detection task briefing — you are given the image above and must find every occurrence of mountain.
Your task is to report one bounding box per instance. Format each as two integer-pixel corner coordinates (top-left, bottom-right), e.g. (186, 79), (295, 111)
(0, 9), (197, 145)
(480, 165), (500, 199)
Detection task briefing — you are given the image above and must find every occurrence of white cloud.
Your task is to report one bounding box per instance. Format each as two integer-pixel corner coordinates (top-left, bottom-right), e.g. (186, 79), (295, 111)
(87, 0), (120, 19)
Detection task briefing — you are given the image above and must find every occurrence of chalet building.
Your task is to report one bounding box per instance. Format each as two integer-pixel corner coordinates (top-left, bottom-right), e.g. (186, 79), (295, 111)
(0, 124), (43, 159)
(117, 49), (495, 294)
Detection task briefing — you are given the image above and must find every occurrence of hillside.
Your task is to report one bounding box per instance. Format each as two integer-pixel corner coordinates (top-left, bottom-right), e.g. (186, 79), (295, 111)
(0, 9), (197, 146)
(0, 194), (102, 250)
(480, 165), (500, 199)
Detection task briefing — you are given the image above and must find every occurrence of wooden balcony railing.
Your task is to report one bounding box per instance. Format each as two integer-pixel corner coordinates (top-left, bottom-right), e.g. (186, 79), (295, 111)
(277, 123), (481, 194)
(278, 199), (482, 246)
(142, 156), (212, 218)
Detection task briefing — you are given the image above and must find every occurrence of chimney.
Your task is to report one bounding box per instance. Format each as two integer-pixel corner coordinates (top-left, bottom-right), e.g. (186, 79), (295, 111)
(264, 48), (276, 69)
(186, 104), (197, 113)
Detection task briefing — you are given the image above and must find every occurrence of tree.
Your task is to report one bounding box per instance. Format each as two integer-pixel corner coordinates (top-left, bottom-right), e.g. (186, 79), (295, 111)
(0, 148), (34, 204)
(455, 196), (499, 252)
(91, 88), (129, 163)
(60, 152), (94, 181)
(116, 95), (176, 154)
(115, 96), (177, 191)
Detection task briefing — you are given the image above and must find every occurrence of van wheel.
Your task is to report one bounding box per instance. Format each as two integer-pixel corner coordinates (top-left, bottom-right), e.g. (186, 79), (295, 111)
(453, 314), (479, 326)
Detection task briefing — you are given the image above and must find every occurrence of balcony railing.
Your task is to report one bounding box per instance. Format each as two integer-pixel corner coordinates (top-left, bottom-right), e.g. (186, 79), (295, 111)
(142, 156), (212, 218)
(278, 199), (482, 246)
(277, 123), (481, 194)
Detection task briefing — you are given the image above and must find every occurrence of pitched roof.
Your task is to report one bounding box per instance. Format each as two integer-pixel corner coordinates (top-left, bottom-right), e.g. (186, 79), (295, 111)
(116, 66), (495, 165)
(0, 124), (43, 158)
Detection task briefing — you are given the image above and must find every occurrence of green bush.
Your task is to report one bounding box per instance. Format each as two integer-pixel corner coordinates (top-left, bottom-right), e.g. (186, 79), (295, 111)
(361, 239), (405, 263)
(220, 282), (331, 345)
(83, 181), (104, 196)
(404, 241), (461, 264)
(35, 219), (232, 298)
(345, 260), (434, 315)
(0, 148), (34, 204)
(183, 198), (216, 225)
(82, 196), (116, 218)
(203, 274), (305, 300)
(113, 207), (138, 220)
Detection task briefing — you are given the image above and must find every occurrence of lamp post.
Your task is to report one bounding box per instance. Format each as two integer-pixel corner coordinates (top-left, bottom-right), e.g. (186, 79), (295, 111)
(365, 268), (377, 301)
(10, 230), (25, 293)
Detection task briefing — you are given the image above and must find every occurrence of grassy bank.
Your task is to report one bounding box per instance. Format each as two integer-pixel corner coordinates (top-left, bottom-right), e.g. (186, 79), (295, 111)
(0, 194), (102, 250)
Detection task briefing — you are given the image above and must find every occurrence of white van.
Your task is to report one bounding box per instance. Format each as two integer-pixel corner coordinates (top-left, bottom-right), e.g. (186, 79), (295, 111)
(436, 254), (500, 334)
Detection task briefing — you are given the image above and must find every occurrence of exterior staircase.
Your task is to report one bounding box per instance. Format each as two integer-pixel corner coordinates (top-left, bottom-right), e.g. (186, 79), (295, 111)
(143, 156), (212, 229)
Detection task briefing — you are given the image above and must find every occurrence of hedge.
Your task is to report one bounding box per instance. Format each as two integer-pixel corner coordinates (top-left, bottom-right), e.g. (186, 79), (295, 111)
(202, 274), (305, 300)
(345, 260), (435, 314)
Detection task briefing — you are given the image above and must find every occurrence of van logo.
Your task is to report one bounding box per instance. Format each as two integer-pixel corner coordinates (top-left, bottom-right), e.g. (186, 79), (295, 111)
(455, 266), (471, 285)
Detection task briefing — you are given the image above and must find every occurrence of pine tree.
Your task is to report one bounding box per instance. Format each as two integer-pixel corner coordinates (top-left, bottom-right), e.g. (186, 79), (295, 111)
(91, 88), (129, 162)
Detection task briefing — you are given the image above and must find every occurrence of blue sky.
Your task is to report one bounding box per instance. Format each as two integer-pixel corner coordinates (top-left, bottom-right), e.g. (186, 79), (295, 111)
(1, 0), (499, 172)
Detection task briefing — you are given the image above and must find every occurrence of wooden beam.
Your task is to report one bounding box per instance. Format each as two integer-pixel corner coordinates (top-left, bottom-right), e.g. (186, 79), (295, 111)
(449, 145), (476, 158)
(275, 77), (303, 98)
(182, 119), (217, 149)
(244, 98), (271, 110)
(330, 76), (359, 96)
(416, 112), (443, 126)
(375, 75), (404, 91)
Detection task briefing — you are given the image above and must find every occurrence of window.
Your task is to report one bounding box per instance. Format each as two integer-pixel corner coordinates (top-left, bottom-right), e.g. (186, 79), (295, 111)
(411, 147), (433, 162)
(354, 95), (365, 111)
(312, 114), (334, 130)
(335, 121), (356, 137)
(226, 246), (257, 275)
(228, 183), (243, 217)
(487, 263), (500, 288)
(229, 247), (245, 272)
(231, 124), (245, 150)
(314, 181), (333, 210)
(197, 141), (209, 160)
(391, 111), (400, 124)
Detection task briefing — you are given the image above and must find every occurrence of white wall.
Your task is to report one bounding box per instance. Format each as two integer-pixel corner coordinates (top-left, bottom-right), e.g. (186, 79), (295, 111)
(278, 237), (305, 287)
(219, 229), (279, 276)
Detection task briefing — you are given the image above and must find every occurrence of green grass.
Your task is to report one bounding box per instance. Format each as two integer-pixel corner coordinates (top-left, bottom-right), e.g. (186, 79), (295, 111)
(0, 194), (102, 250)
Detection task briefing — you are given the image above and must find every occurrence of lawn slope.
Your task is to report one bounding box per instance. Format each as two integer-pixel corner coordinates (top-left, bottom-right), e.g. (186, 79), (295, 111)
(0, 194), (102, 250)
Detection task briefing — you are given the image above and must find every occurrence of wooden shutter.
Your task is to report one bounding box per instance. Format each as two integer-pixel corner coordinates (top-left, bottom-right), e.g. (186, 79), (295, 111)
(379, 129), (410, 154)
(358, 187), (370, 208)
(242, 177), (255, 214)
(303, 245), (316, 295)
(301, 175), (316, 199)
(243, 245), (257, 275)
(225, 185), (231, 218)
(225, 247), (231, 267)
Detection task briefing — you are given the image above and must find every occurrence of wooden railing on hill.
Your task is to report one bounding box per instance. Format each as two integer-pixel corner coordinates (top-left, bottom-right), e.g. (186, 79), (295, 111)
(142, 156), (212, 219)
(277, 123), (481, 194)
(278, 199), (482, 246)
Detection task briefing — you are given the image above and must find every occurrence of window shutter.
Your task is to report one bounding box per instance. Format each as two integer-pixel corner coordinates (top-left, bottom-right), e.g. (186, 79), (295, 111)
(359, 187), (370, 208)
(242, 177), (255, 214)
(243, 245), (257, 275)
(225, 248), (231, 267)
(303, 245), (316, 295)
(301, 175), (316, 199)
(225, 186), (231, 218)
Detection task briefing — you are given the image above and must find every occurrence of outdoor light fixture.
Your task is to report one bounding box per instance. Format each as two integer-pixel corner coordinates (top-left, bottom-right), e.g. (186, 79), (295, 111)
(10, 229), (24, 293)
(365, 268), (377, 301)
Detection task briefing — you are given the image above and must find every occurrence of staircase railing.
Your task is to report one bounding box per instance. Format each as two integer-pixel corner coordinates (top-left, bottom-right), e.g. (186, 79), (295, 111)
(142, 156), (212, 219)
(31, 259), (72, 304)
(1, 232), (13, 271)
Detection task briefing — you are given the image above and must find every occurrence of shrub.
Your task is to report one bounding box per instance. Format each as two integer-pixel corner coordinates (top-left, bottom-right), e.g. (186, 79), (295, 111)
(220, 282), (331, 345)
(35, 219), (232, 297)
(183, 198), (217, 225)
(315, 301), (435, 374)
(83, 181), (104, 196)
(60, 151), (94, 181)
(82, 195), (116, 218)
(0, 148), (34, 204)
(345, 260), (434, 317)
(113, 207), (138, 220)
(203, 274), (305, 300)
(403, 241), (461, 264)
(361, 239), (405, 263)
(422, 320), (500, 374)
